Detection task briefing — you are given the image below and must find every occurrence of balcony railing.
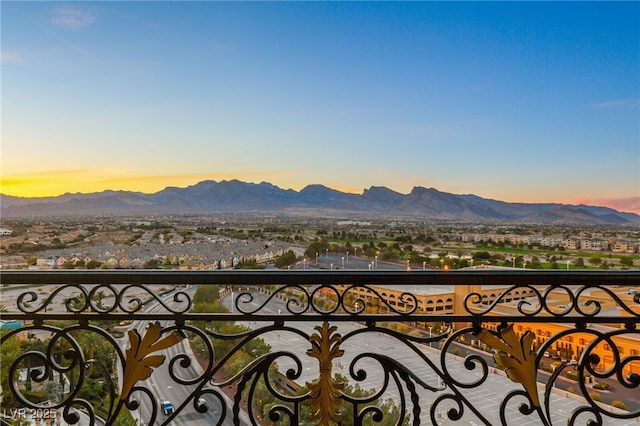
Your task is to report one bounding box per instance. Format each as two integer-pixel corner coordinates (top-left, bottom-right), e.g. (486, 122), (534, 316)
(1, 270), (638, 426)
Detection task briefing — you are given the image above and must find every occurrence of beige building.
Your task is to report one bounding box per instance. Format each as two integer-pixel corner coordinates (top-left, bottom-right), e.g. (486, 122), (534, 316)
(341, 281), (640, 375)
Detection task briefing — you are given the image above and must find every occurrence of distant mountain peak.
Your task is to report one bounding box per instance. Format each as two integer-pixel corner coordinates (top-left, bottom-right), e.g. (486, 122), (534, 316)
(1, 180), (638, 224)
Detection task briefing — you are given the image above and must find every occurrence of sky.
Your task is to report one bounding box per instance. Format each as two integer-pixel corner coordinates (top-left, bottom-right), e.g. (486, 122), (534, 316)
(2, 1), (639, 214)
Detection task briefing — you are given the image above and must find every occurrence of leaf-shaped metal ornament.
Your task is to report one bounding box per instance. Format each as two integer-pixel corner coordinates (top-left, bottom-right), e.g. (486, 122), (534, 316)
(477, 325), (539, 407)
(120, 322), (182, 400)
(306, 321), (345, 426)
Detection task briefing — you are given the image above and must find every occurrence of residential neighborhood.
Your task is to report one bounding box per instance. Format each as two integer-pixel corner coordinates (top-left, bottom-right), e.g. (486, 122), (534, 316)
(1, 216), (638, 270)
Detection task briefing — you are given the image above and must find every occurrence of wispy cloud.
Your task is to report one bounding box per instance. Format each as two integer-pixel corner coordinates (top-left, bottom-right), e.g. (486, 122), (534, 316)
(1, 51), (22, 63)
(590, 98), (640, 109)
(51, 5), (96, 30)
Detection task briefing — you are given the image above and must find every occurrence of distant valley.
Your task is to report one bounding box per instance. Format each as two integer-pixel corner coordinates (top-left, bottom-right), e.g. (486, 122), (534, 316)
(2, 179), (639, 225)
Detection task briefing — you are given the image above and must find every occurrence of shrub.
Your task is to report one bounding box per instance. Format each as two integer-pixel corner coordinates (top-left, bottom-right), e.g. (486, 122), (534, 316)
(589, 392), (602, 402)
(565, 371), (578, 381)
(611, 400), (627, 410)
(593, 382), (610, 390)
(22, 390), (47, 403)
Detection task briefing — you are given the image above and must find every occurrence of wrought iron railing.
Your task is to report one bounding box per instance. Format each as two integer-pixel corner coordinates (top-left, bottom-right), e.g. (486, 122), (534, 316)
(1, 270), (638, 426)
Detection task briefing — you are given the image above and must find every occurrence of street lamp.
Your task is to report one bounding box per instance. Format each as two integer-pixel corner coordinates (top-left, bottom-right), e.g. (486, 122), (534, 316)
(566, 260), (570, 270)
(316, 252), (319, 266)
(326, 248), (328, 258)
(303, 258), (306, 270)
(346, 251), (349, 263)
(342, 256), (345, 269)
(231, 291), (234, 313)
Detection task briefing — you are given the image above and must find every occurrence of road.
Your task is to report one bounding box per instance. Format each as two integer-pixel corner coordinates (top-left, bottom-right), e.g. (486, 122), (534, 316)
(122, 288), (249, 426)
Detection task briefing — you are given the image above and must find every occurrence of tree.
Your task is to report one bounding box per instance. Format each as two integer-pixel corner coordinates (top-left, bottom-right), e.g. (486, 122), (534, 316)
(61, 260), (75, 269)
(274, 250), (297, 269)
(472, 251), (491, 261)
(1, 332), (22, 407)
(619, 256), (634, 268)
(143, 258), (161, 269)
(86, 259), (103, 269)
(193, 284), (221, 304)
(305, 240), (329, 259)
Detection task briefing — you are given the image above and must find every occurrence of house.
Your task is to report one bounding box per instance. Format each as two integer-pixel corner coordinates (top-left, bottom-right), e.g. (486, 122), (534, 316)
(56, 256), (68, 268)
(105, 258), (119, 268)
(612, 239), (637, 253)
(36, 258), (56, 268)
(581, 238), (608, 251)
(563, 238), (581, 250)
(130, 258), (146, 269)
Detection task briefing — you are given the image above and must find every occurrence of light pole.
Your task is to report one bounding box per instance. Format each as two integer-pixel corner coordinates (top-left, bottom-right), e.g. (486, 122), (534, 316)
(303, 258), (306, 270)
(429, 326), (433, 348)
(566, 260), (570, 270)
(316, 252), (319, 266)
(342, 256), (344, 269)
(423, 261), (426, 270)
(406, 259), (410, 271)
(346, 251), (349, 263)
(326, 248), (328, 258)
(231, 291), (234, 313)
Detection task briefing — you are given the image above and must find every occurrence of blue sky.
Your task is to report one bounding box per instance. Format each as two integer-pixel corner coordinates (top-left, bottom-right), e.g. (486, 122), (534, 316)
(2, 1), (639, 213)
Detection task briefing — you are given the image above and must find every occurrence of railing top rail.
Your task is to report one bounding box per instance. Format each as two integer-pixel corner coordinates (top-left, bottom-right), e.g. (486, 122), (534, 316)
(2, 269), (638, 287)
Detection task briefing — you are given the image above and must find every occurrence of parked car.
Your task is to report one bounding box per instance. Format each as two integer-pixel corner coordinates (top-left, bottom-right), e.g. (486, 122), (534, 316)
(161, 401), (174, 415)
(196, 398), (209, 413)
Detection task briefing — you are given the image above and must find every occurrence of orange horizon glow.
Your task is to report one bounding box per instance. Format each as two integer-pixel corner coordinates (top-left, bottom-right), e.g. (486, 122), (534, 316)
(1, 179), (364, 198)
(0, 170), (299, 198)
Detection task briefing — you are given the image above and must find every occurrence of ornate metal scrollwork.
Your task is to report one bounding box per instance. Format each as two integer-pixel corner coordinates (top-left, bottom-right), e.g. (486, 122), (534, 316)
(1, 270), (638, 425)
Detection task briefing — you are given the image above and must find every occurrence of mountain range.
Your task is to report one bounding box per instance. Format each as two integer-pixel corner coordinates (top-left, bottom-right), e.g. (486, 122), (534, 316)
(1, 180), (639, 224)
